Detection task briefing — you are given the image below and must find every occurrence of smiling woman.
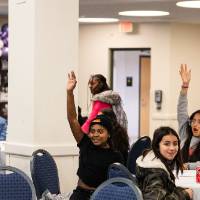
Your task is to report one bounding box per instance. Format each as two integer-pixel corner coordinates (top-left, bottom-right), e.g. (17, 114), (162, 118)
(88, 115), (112, 148)
(66, 71), (124, 200)
(135, 126), (193, 200)
(159, 134), (178, 161)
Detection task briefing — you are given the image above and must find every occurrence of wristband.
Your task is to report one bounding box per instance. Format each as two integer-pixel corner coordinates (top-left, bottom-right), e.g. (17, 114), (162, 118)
(181, 83), (189, 88)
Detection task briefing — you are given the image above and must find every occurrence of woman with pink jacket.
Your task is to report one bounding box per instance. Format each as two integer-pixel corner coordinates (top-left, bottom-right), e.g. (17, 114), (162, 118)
(81, 74), (127, 134)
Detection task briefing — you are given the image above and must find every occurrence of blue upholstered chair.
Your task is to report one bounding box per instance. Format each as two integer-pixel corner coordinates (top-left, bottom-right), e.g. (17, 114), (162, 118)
(127, 136), (151, 174)
(30, 149), (60, 199)
(90, 177), (143, 200)
(108, 162), (136, 184)
(0, 165), (37, 200)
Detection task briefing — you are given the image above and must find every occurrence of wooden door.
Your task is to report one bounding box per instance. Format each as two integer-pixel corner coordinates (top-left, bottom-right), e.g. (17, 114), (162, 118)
(140, 56), (150, 137)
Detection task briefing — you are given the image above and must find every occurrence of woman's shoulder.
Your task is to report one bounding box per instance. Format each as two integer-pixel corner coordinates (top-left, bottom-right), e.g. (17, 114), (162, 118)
(92, 90), (121, 104)
(77, 134), (91, 148)
(137, 165), (169, 177)
(137, 151), (166, 168)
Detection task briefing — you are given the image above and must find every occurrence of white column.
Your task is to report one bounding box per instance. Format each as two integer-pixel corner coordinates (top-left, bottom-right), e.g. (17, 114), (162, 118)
(7, 0), (79, 192)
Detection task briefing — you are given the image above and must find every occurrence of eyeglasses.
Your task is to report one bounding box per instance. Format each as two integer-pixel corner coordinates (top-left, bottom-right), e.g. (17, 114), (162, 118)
(189, 119), (200, 126)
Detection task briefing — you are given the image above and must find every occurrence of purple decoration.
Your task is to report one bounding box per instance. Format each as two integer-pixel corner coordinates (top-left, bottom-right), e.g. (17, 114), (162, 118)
(1, 31), (8, 40)
(1, 46), (8, 60)
(0, 24), (8, 59)
(0, 39), (3, 48)
(3, 38), (8, 47)
(1, 24), (8, 33)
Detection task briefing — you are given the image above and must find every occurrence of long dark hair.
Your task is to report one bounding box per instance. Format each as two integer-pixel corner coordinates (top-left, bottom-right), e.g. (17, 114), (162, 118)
(181, 110), (200, 162)
(89, 74), (110, 94)
(100, 108), (130, 162)
(151, 126), (183, 182)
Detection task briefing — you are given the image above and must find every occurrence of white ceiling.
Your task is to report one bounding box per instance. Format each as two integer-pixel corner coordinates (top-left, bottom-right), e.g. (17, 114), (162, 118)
(80, 0), (200, 23)
(1, 0), (200, 23)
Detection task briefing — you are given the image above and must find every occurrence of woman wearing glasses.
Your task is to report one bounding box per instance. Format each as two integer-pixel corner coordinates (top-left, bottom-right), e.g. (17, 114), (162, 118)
(178, 64), (200, 169)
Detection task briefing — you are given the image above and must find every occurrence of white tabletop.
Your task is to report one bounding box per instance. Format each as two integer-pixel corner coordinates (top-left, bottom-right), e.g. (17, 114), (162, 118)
(175, 170), (200, 200)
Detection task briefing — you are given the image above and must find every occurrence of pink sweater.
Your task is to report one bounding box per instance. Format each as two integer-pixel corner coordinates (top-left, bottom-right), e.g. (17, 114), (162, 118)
(81, 100), (111, 134)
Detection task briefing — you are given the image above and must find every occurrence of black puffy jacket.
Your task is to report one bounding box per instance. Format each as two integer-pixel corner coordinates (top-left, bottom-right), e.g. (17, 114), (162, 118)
(136, 151), (190, 200)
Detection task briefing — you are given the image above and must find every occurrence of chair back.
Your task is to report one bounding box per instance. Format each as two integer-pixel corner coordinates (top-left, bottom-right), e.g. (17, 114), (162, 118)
(30, 149), (60, 199)
(127, 136), (151, 174)
(90, 177), (143, 200)
(108, 162), (136, 184)
(0, 165), (37, 200)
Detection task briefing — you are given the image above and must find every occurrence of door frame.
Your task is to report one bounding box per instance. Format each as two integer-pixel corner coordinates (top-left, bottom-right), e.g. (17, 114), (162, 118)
(139, 55), (151, 137)
(110, 48), (151, 139)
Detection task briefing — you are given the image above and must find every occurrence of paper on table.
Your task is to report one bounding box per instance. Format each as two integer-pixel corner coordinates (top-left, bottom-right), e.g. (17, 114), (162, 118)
(178, 170), (196, 177)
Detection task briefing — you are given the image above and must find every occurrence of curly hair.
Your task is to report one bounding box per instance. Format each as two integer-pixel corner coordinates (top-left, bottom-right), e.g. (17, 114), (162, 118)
(100, 108), (130, 162)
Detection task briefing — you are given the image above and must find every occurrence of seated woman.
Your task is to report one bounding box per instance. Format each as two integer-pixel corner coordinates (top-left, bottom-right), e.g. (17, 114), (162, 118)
(178, 64), (200, 169)
(136, 126), (193, 200)
(67, 71), (124, 200)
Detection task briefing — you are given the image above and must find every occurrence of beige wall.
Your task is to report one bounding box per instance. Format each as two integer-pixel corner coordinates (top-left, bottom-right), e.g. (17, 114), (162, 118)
(79, 22), (200, 138)
(170, 23), (200, 114)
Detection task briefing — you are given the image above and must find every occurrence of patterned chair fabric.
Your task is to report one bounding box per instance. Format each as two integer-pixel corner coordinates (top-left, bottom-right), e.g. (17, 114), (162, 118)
(30, 149), (60, 199)
(90, 177), (143, 200)
(108, 162), (137, 184)
(127, 136), (151, 174)
(0, 165), (37, 200)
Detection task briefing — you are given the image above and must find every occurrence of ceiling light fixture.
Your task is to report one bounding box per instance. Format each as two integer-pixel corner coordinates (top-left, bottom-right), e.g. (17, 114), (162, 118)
(118, 11), (169, 17)
(78, 18), (119, 23)
(176, 1), (200, 8)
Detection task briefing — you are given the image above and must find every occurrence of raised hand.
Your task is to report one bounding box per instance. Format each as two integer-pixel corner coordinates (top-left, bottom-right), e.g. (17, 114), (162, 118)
(179, 64), (191, 86)
(67, 71), (77, 92)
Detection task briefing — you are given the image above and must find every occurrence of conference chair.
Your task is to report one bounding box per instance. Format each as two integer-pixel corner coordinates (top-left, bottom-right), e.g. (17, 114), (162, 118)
(127, 136), (151, 174)
(30, 149), (60, 199)
(0, 165), (37, 200)
(90, 177), (143, 200)
(108, 162), (136, 184)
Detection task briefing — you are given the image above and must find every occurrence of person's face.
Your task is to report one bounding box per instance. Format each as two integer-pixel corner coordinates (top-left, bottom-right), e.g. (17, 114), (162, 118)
(159, 134), (178, 161)
(191, 113), (200, 137)
(88, 124), (110, 148)
(88, 77), (100, 95)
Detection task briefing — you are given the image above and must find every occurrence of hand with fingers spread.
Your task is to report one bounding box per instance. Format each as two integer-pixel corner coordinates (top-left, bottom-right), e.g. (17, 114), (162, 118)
(67, 71), (77, 92)
(179, 64), (191, 88)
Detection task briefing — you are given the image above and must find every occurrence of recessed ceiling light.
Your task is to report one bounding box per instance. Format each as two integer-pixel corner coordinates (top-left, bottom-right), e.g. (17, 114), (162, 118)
(78, 18), (119, 23)
(118, 11), (169, 17)
(176, 1), (200, 8)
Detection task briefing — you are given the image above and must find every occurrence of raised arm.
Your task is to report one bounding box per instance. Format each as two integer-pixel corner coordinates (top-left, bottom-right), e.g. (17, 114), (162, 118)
(66, 71), (84, 143)
(177, 64), (191, 128)
(179, 64), (191, 95)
